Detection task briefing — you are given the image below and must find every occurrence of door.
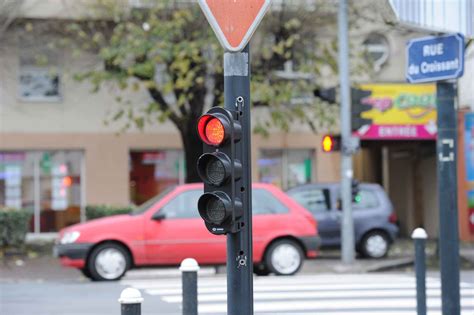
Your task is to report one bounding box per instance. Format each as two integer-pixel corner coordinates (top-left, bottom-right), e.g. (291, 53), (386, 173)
(289, 187), (340, 246)
(144, 188), (226, 265)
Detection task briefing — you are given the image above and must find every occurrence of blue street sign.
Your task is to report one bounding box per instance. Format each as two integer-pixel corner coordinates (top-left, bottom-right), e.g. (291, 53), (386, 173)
(406, 33), (464, 83)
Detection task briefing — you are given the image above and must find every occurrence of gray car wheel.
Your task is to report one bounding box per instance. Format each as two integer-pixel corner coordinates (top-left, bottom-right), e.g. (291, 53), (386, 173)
(360, 231), (390, 258)
(265, 239), (304, 275)
(87, 243), (131, 281)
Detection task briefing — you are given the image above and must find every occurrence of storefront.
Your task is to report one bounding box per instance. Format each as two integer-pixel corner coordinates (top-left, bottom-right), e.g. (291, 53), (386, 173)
(129, 150), (185, 205)
(352, 83), (438, 237)
(0, 150), (85, 233)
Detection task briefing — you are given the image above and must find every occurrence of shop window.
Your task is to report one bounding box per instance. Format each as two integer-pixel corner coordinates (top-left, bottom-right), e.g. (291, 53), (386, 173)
(0, 151), (84, 233)
(129, 150), (185, 205)
(258, 149), (314, 190)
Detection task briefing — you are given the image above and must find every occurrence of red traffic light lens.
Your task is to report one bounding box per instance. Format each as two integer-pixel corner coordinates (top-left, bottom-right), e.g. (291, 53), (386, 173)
(198, 115), (226, 146)
(322, 135), (334, 152)
(205, 118), (225, 145)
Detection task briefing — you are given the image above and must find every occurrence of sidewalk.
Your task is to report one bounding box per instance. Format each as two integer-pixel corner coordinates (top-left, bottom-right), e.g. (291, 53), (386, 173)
(1, 239), (473, 283)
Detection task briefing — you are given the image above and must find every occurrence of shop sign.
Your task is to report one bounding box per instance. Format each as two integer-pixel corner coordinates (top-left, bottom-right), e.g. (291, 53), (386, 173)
(355, 83), (437, 140)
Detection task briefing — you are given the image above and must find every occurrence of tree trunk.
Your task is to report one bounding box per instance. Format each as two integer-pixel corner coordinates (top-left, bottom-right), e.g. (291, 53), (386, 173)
(180, 121), (203, 183)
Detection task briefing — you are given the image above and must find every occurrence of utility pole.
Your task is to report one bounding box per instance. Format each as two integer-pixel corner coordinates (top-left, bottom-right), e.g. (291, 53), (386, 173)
(406, 33), (464, 315)
(338, 0), (355, 264)
(437, 81), (460, 315)
(224, 45), (254, 315)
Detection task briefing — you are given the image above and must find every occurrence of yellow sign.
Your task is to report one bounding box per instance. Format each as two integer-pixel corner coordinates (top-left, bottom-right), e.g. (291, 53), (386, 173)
(357, 83), (437, 140)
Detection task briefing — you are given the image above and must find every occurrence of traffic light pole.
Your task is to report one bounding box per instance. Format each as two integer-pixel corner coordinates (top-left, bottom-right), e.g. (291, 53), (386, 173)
(338, 0), (355, 264)
(436, 81), (460, 315)
(224, 45), (253, 315)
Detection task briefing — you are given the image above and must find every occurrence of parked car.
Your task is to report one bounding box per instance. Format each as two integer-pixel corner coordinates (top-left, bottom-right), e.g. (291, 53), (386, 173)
(287, 182), (398, 258)
(54, 183), (320, 281)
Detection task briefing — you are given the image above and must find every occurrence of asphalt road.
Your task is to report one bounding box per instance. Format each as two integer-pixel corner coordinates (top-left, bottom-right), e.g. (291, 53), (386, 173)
(1, 254), (474, 315)
(1, 242), (473, 315)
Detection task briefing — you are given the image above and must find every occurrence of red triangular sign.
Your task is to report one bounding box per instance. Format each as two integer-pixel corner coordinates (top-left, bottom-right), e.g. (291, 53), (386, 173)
(198, 0), (272, 52)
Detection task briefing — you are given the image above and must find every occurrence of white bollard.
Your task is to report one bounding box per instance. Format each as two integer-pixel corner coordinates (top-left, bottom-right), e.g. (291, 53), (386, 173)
(411, 228), (428, 315)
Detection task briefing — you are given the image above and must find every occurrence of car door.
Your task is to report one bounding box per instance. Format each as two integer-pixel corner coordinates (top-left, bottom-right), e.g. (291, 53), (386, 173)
(289, 186), (340, 246)
(350, 186), (382, 238)
(144, 188), (226, 265)
(252, 188), (291, 256)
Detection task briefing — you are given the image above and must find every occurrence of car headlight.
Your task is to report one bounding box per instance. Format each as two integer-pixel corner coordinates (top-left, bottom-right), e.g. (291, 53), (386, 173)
(60, 231), (81, 244)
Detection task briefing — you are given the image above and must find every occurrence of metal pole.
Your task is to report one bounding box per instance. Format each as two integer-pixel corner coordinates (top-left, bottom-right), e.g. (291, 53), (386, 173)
(411, 228), (428, 315)
(224, 44), (254, 315)
(338, 0), (355, 264)
(179, 258), (199, 315)
(436, 81), (460, 315)
(118, 288), (143, 315)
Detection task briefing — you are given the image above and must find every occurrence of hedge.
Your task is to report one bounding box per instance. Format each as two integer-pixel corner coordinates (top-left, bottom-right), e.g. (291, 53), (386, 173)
(85, 205), (133, 221)
(0, 207), (32, 249)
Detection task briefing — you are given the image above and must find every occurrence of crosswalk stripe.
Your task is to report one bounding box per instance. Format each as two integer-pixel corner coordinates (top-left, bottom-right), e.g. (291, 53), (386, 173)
(124, 267), (217, 279)
(121, 273), (474, 314)
(121, 274), (419, 288)
(198, 298), (474, 313)
(144, 282), (467, 295)
(160, 288), (474, 303)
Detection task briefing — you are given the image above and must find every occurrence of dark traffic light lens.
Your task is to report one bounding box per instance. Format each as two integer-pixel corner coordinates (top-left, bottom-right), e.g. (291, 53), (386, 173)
(198, 192), (231, 225)
(197, 153), (233, 186)
(206, 198), (226, 224)
(206, 158), (226, 185)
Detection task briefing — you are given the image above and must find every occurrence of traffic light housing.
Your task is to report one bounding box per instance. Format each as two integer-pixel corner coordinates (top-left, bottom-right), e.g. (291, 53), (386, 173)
(351, 87), (373, 132)
(196, 107), (243, 235)
(351, 179), (361, 203)
(321, 135), (341, 153)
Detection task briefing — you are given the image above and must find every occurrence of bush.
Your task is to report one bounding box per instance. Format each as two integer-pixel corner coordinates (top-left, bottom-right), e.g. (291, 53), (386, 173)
(0, 208), (32, 249)
(85, 205), (133, 221)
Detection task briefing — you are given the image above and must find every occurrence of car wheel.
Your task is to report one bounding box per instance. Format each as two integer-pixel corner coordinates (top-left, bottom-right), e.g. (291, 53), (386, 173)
(80, 268), (92, 279)
(360, 231), (390, 258)
(87, 243), (131, 281)
(265, 239), (304, 276)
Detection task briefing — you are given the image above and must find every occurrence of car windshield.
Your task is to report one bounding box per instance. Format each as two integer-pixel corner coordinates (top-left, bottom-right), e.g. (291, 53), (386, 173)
(130, 187), (175, 215)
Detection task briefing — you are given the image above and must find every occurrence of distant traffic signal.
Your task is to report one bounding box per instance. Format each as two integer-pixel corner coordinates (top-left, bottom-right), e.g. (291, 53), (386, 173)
(321, 135), (341, 153)
(351, 88), (373, 132)
(351, 179), (361, 203)
(196, 107), (243, 235)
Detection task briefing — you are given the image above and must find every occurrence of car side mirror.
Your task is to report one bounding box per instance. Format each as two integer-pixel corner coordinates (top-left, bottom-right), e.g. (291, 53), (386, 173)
(151, 212), (166, 221)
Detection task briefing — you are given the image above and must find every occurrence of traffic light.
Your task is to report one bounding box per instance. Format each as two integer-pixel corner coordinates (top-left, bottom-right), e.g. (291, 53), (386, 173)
(321, 135), (341, 153)
(351, 87), (373, 132)
(196, 107), (243, 235)
(351, 179), (361, 203)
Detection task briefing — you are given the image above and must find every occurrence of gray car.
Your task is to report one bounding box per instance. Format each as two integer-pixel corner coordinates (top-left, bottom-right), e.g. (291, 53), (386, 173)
(287, 182), (399, 258)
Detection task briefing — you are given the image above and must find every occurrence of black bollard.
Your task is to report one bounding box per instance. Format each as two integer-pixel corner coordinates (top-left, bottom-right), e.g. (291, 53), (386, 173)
(180, 258), (200, 315)
(412, 228), (428, 315)
(118, 287), (143, 315)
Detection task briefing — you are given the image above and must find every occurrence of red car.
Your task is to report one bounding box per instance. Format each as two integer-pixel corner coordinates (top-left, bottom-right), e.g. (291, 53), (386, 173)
(54, 183), (320, 281)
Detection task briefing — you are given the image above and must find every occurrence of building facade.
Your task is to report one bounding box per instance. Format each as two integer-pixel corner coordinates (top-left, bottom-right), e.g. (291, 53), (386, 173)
(1, 0), (473, 242)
